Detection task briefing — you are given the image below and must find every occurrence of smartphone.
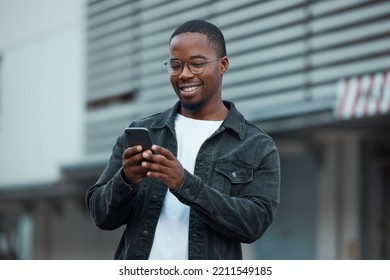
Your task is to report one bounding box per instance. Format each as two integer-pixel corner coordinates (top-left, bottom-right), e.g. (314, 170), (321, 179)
(124, 127), (153, 150)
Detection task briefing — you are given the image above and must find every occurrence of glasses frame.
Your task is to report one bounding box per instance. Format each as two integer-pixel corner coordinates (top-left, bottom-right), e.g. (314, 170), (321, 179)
(164, 57), (220, 76)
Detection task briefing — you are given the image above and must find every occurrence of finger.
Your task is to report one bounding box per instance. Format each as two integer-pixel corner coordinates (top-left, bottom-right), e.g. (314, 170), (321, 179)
(145, 165), (184, 190)
(150, 145), (176, 160)
(141, 150), (168, 165)
(142, 149), (177, 172)
(123, 152), (143, 166)
(141, 160), (169, 174)
(122, 156), (149, 184)
(123, 145), (143, 159)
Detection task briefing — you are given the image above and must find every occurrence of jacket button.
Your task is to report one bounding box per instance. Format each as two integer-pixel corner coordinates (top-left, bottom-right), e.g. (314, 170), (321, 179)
(184, 188), (190, 195)
(232, 171), (237, 178)
(151, 195), (157, 201)
(142, 230), (148, 236)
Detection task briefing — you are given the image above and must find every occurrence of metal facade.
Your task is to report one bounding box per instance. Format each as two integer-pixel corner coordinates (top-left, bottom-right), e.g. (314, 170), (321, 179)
(86, 0), (390, 156)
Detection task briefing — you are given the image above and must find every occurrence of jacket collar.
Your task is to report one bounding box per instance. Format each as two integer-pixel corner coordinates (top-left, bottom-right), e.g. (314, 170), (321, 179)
(150, 100), (246, 140)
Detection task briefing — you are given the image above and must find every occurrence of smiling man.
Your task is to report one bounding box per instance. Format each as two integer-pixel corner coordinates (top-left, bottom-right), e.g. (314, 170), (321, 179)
(86, 20), (280, 260)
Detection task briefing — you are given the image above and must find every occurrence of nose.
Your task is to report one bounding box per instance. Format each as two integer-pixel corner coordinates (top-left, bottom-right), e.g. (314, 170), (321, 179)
(179, 62), (194, 79)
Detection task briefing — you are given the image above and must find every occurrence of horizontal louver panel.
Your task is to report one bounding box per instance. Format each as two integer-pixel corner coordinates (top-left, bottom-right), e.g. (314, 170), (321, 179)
(87, 0), (140, 101)
(85, 99), (174, 155)
(86, 0), (390, 156)
(304, 0), (390, 117)
(137, 1), (210, 102)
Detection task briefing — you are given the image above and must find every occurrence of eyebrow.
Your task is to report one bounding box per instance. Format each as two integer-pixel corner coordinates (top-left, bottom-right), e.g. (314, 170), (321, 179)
(169, 54), (208, 61)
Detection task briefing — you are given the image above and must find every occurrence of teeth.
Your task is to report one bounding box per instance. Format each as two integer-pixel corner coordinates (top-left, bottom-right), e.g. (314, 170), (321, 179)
(182, 86), (199, 92)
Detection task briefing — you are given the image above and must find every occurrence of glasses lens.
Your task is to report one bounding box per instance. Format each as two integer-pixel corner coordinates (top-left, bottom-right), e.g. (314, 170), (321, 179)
(188, 58), (206, 74)
(165, 58), (208, 75)
(168, 60), (182, 75)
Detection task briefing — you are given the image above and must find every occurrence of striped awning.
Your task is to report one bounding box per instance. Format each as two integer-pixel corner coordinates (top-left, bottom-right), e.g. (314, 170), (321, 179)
(336, 71), (390, 120)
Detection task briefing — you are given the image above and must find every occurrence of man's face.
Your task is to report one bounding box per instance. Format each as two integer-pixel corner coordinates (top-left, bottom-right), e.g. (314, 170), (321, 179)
(168, 33), (228, 115)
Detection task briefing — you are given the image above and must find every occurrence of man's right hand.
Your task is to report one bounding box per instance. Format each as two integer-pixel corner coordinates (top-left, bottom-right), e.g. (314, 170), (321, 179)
(122, 145), (149, 185)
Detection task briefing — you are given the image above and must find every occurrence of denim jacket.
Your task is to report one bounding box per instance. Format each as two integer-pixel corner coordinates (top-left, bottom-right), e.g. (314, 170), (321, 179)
(86, 101), (280, 259)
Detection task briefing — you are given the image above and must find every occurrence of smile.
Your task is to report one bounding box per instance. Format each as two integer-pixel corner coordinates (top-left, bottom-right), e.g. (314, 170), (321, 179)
(180, 85), (200, 92)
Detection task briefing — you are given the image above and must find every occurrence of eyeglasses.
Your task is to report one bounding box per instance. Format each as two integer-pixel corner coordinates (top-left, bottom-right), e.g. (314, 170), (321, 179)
(164, 58), (220, 75)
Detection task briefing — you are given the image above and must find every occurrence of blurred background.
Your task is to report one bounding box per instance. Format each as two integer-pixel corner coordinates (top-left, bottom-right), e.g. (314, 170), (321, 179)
(0, 0), (389, 260)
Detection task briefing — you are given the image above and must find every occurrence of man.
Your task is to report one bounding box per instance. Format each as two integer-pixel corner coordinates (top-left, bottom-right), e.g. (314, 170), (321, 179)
(86, 19), (280, 260)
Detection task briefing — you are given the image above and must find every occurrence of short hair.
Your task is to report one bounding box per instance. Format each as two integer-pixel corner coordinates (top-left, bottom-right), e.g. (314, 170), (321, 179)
(169, 19), (227, 58)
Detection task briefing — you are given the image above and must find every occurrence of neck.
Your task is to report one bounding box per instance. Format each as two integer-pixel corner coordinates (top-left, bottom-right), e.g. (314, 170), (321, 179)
(180, 101), (229, 121)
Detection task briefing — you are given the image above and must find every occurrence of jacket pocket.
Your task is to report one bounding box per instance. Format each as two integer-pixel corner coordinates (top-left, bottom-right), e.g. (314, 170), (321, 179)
(215, 159), (254, 196)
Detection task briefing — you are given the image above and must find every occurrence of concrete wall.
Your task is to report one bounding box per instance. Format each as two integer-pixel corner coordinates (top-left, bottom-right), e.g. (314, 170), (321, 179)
(0, 0), (85, 187)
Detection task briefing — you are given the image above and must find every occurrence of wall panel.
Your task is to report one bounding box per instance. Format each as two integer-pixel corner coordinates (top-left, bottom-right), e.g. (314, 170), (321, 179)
(86, 0), (390, 155)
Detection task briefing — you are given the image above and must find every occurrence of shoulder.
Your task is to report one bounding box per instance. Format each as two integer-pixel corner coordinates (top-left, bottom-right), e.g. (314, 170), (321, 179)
(225, 100), (276, 146)
(129, 105), (176, 128)
(130, 112), (162, 127)
(244, 119), (277, 148)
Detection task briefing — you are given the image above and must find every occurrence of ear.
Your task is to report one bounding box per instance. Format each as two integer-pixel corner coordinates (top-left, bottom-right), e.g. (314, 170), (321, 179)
(219, 56), (229, 75)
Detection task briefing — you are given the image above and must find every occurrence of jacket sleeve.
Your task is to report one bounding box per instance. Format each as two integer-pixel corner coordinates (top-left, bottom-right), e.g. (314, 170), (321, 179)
(85, 133), (139, 230)
(172, 141), (280, 243)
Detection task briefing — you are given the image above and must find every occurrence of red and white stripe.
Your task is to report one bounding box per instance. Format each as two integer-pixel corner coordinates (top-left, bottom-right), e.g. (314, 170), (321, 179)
(336, 71), (390, 119)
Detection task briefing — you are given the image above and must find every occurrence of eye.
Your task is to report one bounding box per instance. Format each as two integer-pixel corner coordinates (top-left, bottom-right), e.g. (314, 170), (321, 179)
(189, 59), (205, 68)
(169, 61), (182, 70)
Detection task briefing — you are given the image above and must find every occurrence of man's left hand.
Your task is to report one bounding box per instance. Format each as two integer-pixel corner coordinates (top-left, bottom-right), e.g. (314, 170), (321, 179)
(141, 145), (185, 190)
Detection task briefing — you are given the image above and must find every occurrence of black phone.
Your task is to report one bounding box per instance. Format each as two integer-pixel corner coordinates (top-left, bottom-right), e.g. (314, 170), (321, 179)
(124, 127), (153, 150)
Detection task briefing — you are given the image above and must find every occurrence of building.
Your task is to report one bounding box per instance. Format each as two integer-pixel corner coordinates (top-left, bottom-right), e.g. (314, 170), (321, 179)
(0, 0), (389, 259)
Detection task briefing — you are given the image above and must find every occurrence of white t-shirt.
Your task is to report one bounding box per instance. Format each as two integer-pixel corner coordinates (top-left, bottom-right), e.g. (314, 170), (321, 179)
(148, 114), (222, 259)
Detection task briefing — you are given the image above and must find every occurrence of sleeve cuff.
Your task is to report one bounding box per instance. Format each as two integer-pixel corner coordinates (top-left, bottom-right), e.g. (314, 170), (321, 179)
(110, 168), (138, 194)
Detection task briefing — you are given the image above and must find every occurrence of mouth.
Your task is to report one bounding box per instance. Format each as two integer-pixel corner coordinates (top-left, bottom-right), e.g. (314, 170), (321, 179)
(181, 85), (199, 92)
(179, 84), (202, 96)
